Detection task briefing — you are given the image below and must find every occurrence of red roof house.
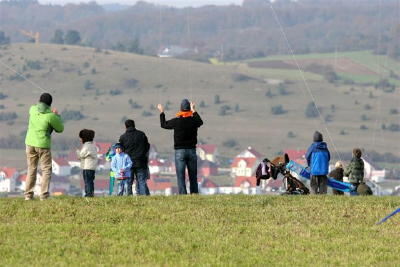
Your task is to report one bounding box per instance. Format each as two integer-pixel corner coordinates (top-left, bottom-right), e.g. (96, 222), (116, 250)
(197, 144), (218, 162)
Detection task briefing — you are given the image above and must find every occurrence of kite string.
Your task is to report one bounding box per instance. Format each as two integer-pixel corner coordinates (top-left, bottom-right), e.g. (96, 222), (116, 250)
(269, 4), (342, 162)
(0, 59), (46, 93)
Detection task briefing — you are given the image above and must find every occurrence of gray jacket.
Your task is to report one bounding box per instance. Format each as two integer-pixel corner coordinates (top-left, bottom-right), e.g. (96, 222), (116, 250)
(78, 142), (98, 170)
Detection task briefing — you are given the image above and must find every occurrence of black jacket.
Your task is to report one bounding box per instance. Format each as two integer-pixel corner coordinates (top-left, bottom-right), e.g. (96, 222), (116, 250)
(160, 112), (203, 149)
(328, 167), (344, 181)
(119, 127), (150, 168)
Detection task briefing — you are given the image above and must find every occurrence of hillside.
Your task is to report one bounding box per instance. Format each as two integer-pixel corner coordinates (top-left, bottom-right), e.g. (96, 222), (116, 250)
(0, 43), (400, 169)
(1, 195), (400, 265)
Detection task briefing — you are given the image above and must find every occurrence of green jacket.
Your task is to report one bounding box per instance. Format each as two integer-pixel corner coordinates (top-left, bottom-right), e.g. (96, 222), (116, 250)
(344, 157), (364, 183)
(25, 103), (64, 148)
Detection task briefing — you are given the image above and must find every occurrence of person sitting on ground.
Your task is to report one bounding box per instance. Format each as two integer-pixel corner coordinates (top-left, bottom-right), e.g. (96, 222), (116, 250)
(344, 148), (365, 194)
(78, 129), (97, 197)
(111, 143), (133, 196)
(328, 161), (344, 195)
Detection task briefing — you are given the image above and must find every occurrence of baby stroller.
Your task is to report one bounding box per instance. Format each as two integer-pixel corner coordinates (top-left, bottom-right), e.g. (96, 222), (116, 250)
(256, 154), (309, 195)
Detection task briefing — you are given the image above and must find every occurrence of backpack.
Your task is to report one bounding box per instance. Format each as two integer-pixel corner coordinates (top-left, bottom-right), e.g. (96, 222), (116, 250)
(256, 158), (270, 186)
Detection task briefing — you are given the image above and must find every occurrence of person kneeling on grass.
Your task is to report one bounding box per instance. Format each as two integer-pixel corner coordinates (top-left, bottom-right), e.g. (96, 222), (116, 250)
(111, 143), (133, 196)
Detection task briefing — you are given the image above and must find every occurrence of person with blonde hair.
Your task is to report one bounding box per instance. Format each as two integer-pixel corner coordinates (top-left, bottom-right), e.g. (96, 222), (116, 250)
(328, 161), (344, 195)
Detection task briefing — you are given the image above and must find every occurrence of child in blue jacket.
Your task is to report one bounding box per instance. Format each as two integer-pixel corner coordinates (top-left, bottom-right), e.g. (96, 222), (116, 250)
(111, 143), (133, 196)
(305, 131), (330, 194)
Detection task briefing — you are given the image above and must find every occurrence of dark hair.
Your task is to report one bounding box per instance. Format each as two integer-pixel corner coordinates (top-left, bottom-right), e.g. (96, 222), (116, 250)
(79, 129), (95, 143)
(353, 148), (362, 158)
(125, 119), (135, 128)
(39, 93), (53, 106)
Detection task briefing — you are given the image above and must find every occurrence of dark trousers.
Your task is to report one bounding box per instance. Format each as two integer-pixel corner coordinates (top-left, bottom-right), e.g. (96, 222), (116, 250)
(83, 170), (95, 197)
(133, 167), (150, 196)
(310, 175), (327, 194)
(175, 148), (198, 194)
(332, 179), (344, 195)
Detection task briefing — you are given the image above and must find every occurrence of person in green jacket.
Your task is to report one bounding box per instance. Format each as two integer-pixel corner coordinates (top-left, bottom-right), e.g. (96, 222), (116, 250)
(25, 93), (64, 200)
(344, 148), (364, 194)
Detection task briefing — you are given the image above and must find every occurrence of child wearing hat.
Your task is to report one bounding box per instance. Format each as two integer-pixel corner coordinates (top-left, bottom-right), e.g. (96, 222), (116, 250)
(111, 143), (133, 196)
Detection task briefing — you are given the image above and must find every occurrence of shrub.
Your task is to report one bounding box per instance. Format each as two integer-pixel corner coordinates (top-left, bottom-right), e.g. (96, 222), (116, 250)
(364, 104), (372, 110)
(84, 80), (94, 90)
(360, 125), (368, 130)
(0, 93), (7, 100)
(387, 124), (400, 132)
(214, 95), (221, 104)
(222, 139), (238, 148)
(265, 89), (274, 98)
(61, 110), (84, 121)
(124, 79), (139, 88)
(305, 102), (319, 118)
(389, 108), (398, 115)
(232, 73), (256, 82)
(287, 131), (296, 138)
(0, 112), (17, 121)
(271, 105), (286, 115)
(361, 114), (369, 121)
(142, 111), (153, 117)
(25, 60), (42, 70)
(109, 89), (122, 96)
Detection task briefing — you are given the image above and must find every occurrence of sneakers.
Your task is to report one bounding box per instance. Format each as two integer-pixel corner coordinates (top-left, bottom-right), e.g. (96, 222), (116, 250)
(24, 196), (33, 201)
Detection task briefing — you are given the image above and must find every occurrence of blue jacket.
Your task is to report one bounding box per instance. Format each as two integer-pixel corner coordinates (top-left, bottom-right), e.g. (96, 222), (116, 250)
(306, 142), (330, 176)
(111, 152), (133, 179)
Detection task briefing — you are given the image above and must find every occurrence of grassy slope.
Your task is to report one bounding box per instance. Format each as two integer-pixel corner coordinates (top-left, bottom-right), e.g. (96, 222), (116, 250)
(1, 196), (400, 265)
(0, 44), (400, 169)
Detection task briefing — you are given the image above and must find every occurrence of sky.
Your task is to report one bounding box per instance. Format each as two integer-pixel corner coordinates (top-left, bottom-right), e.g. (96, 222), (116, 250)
(37, 0), (244, 7)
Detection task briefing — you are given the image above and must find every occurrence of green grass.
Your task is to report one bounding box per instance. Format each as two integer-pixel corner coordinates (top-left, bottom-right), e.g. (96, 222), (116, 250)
(1, 196), (400, 265)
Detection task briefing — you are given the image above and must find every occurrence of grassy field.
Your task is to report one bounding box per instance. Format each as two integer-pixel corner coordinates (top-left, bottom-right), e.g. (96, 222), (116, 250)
(0, 44), (400, 169)
(1, 195), (400, 265)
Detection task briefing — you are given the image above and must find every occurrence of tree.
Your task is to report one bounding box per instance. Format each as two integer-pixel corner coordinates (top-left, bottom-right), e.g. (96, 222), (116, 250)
(127, 37), (143, 54)
(305, 102), (319, 118)
(0, 31), (10, 45)
(271, 105), (286, 115)
(64, 30), (81, 45)
(214, 94), (221, 104)
(84, 80), (94, 90)
(51, 29), (64, 44)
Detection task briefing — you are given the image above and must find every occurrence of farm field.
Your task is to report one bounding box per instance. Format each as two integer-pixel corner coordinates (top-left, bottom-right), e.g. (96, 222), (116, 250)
(0, 44), (400, 168)
(1, 195), (400, 265)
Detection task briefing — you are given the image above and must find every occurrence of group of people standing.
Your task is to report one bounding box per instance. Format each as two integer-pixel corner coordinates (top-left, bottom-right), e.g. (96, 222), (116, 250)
(306, 131), (368, 195)
(24, 93), (203, 200)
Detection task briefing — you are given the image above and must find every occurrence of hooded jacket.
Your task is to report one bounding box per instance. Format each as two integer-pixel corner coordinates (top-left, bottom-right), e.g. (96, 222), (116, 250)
(344, 157), (364, 183)
(78, 142), (98, 170)
(306, 141), (330, 176)
(111, 152), (133, 179)
(25, 103), (64, 148)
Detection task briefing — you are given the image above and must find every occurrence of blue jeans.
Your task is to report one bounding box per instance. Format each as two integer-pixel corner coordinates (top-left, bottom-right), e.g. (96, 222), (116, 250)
(117, 179), (128, 196)
(127, 167), (150, 195)
(83, 170), (95, 197)
(175, 148), (198, 194)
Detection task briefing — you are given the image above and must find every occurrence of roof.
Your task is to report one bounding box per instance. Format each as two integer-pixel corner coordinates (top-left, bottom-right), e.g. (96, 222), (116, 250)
(148, 177), (172, 191)
(284, 150), (306, 161)
(231, 157), (258, 169)
(234, 176), (257, 187)
(18, 174), (27, 182)
(201, 178), (218, 188)
(95, 142), (112, 155)
(149, 159), (164, 166)
(197, 144), (217, 154)
(53, 158), (70, 167)
(199, 160), (218, 168)
(236, 146), (263, 159)
(0, 167), (18, 179)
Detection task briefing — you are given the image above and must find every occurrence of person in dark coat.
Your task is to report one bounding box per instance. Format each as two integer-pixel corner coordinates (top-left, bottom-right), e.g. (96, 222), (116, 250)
(328, 161), (344, 195)
(157, 99), (203, 194)
(344, 148), (365, 195)
(305, 131), (331, 194)
(119, 119), (150, 195)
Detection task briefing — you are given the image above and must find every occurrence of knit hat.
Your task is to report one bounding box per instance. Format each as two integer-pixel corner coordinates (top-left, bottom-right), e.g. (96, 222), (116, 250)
(313, 131), (323, 142)
(114, 143), (123, 149)
(39, 93), (52, 106)
(180, 99), (190, 111)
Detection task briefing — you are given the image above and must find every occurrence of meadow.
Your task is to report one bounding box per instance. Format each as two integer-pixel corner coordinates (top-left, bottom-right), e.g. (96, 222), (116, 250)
(1, 195), (400, 266)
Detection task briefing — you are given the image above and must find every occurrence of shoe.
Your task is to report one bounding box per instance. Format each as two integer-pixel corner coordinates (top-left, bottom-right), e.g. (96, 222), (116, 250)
(25, 196), (33, 201)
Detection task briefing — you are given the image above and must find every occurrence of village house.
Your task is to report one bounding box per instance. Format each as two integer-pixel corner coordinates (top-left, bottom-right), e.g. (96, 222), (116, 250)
(284, 149), (307, 165)
(0, 167), (18, 193)
(199, 178), (219, 195)
(230, 147), (264, 194)
(52, 158), (71, 176)
(197, 144), (218, 163)
(198, 160), (218, 177)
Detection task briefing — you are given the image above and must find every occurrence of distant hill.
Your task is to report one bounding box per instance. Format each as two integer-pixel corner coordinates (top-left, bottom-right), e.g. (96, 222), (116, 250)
(0, 0), (400, 61)
(1, 43), (400, 170)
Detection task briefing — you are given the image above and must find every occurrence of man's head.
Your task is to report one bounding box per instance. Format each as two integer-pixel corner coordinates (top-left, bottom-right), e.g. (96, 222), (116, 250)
(39, 93), (52, 106)
(180, 99), (190, 111)
(114, 143), (123, 154)
(313, 131), (323, 142)
(125, 119), (135, 129)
